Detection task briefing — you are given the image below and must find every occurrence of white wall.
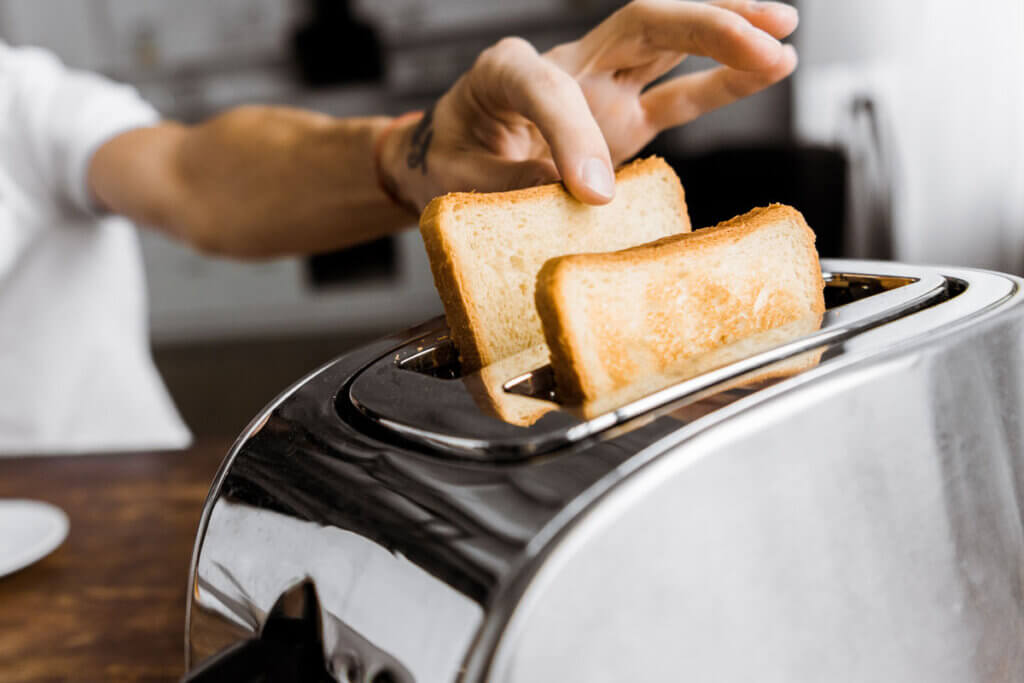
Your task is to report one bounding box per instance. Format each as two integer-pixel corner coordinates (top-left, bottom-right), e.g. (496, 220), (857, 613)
(0, 0), (298, 75)
(795, 0), (1024, 272)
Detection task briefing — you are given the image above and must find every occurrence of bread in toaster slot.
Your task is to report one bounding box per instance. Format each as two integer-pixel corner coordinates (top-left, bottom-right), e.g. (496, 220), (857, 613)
(536, 204), (826, 404)
(463, 343), (555, 427)
(419, 156), (690, 373)
(578, 316), (826, 419)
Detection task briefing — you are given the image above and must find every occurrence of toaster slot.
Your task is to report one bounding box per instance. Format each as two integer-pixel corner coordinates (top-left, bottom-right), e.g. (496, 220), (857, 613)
(345, 264), (953, 460)
(496, 272), (932, 406)
(823, 274), (917, 307)
(503, 366), (557, 401)
(396, 335), (461, 379)
(392, 273), (921, 388)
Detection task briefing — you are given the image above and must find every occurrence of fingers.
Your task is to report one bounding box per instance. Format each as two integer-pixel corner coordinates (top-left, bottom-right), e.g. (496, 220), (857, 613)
(581, 0), (794, 75)
(708, 1), (799, 40)
(471, 37), (615, 204)
(640, 44), (798, 131)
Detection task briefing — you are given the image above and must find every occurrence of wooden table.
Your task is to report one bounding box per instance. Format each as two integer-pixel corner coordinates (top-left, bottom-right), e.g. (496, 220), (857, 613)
(0, 441), (231, 682)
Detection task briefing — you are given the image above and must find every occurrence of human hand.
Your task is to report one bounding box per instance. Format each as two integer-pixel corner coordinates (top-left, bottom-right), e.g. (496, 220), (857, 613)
(379, 0), (799, 211)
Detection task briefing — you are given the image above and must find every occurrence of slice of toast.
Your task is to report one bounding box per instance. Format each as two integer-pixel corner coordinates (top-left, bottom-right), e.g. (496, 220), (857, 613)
(419, 156), (689, 372)
(578, 319), (825, 418)
(535, 204), (825, 403)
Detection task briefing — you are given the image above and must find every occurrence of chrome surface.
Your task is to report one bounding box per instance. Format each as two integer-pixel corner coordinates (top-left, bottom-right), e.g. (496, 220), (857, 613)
(347, 267), (948, 460)
(490, 326), (1024, 682)
(186, 259), (1024, 682)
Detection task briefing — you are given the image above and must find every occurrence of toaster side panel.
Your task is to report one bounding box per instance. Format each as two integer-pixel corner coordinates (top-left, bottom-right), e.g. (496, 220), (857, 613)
(487, 309), (1024, 683)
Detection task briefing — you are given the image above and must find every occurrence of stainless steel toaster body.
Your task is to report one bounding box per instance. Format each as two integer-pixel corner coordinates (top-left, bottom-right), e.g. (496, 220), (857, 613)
(185, 259), (1024, 682)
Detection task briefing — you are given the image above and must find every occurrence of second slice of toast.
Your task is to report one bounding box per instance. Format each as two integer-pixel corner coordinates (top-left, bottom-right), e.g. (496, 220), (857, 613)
(419, 157), (689, 372)
(535, 204), (825, 402)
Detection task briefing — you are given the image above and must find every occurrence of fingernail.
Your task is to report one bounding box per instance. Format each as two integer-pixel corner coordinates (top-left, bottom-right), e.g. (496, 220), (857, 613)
(771, 2), (799, 24)
(753, 1), (799, 25)
(581, 158), (614, 200)
(752, 1), (793, 11)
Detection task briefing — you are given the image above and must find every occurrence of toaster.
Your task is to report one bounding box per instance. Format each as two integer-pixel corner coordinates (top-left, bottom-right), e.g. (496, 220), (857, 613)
(183, 258), (1024, 683)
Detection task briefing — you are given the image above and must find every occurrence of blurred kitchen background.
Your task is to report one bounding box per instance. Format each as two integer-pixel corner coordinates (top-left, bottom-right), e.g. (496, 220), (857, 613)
(1, 0), (1021, 437)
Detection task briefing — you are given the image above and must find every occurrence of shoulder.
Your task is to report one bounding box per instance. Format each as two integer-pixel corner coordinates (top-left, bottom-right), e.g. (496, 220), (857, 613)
(0, 41), (159, 215)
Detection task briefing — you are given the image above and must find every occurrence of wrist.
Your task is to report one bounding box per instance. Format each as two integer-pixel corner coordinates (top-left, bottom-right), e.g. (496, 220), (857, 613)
(375, 111), (425, 213)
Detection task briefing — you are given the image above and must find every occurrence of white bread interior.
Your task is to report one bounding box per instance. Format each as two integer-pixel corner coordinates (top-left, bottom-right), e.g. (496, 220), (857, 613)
(419, 157), (690, 372)
(465, 343), (555, 427)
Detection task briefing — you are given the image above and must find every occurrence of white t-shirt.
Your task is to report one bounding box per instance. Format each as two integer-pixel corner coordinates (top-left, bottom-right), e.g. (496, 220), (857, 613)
(0, 42), (190, 454)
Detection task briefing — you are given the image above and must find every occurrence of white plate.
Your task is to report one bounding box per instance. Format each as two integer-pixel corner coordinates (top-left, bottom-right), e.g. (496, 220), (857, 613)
(0, 499), (69, 578)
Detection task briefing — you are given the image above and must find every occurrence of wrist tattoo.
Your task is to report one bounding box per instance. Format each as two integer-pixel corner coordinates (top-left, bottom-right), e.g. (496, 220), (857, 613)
(406, 104), (434, 174)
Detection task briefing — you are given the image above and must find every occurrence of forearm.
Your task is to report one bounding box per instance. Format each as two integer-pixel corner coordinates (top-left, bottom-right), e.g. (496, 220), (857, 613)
(90, 107), (417, 258)
(90, 1), (798, 259)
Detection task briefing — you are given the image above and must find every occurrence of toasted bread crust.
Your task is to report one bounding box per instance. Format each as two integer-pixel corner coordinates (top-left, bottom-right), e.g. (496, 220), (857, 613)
(420, 156), (687, 371)
(535, 257), (587, 402)
(537, 204), (826, 401)
(549, 204), (822, 281)
(419, 198), (487, 369)
(420, 156), (679, 216)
